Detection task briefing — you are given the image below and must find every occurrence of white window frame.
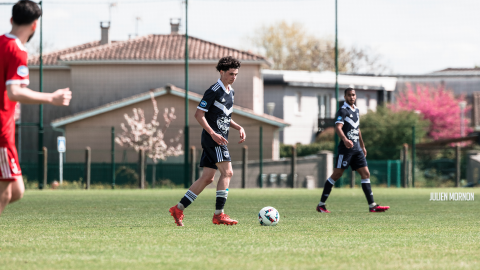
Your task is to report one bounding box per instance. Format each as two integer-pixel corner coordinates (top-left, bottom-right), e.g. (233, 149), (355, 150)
(295, 92), (302, 113)
(317, 94), (331, 118)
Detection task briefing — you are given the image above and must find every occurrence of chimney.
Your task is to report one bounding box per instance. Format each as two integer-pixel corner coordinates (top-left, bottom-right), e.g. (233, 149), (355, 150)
(100, 21), (111, 45)
(266, 102), (276, 115)
(170, 18), (180, 35)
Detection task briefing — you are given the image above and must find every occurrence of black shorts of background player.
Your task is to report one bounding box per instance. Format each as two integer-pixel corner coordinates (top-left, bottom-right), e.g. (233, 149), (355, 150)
(169, 56), (246, 226)
(316, 88), (390, 213)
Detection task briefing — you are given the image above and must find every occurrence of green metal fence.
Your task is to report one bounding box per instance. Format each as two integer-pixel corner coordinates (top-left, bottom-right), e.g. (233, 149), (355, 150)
(21, 162), (199, 188)
(335, 160), (401, 188)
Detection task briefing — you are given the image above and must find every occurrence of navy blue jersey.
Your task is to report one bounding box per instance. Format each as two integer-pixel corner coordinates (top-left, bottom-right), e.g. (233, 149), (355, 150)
(197, 79), (234, 147)
(335, 102), (361, 152)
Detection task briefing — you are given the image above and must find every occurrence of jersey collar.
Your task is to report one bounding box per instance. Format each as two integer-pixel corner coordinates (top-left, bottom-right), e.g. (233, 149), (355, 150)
(4, 33), (27, 52)
(217, 79), (233, 94)
(342, 102), (357, 111)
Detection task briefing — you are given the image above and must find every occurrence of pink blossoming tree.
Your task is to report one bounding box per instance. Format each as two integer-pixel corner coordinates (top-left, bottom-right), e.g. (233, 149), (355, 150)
(392, 84), (471, 140)
(115, 92), (183, 162)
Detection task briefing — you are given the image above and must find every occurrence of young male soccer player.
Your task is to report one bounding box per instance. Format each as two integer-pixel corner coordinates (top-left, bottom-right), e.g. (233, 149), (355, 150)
(169, 56), (245, 226)
(0, 0), (72, 216)
(316, 88), (389, 213)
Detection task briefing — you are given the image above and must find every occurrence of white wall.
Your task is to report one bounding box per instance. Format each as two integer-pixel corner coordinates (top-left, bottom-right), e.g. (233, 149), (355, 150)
(354, 90), (379, 114)
(281, 86), (336, 145)
(267, 86), (382, 145)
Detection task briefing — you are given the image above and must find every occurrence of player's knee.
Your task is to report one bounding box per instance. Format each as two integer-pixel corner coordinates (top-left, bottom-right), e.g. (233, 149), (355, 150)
(331, 171), (343, 180)
(0, 189), (12, 204)
(360, 172), (370, 179)
(9, 191), (23, 203)
(200, 175), (215, 185)
(223, 169), (233, 178)
(206, 177), (215, 185)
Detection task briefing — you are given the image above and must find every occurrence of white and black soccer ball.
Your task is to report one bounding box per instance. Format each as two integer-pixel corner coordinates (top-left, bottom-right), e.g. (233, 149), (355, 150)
(258, 206), (279, 226)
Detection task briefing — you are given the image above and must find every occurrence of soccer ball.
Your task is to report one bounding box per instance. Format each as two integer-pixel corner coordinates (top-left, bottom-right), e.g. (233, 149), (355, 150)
(258, 206), (279, 226)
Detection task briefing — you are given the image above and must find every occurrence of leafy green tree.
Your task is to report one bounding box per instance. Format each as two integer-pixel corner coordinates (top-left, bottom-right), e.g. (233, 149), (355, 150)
(360, 106), (429, 160)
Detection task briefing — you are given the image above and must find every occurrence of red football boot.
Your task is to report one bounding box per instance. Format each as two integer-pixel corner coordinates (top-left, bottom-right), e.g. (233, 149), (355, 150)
(316, 204), (331, 213)
(169, 205), (184, 226)
(212, 213), (238, 225)
(369, 204), (390, 212)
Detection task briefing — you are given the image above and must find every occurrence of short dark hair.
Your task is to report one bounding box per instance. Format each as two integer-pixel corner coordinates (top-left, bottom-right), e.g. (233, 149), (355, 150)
(344, 88), (355, 95)
(12, 0), (42, 26)
(216, 56), (241, 72)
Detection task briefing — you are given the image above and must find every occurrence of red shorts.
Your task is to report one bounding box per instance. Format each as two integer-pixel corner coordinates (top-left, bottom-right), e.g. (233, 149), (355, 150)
(0, 145), (21, 181)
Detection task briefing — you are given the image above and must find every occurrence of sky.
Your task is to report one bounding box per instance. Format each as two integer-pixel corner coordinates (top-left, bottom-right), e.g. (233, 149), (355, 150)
(1, 0), (479, 74)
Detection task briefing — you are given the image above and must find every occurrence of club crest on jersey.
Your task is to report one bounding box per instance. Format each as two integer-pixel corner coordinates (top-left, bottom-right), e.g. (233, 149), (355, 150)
(224, 151), (230, 158)
(217, 116), (231, 134)
(17, 65), (29, 77)
(200, 100), (207, 108)
(337, 116), (342, 121)
(343, 161), (348, 166)
(347, 129), (360, 142)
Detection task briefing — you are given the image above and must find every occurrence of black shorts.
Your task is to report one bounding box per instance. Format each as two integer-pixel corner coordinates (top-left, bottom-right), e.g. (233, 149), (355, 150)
(199, 145), (231, 170)
(335, 150), (367, 171)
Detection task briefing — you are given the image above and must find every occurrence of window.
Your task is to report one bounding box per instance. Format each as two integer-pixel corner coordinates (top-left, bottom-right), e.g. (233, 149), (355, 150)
(318, 94), (331, 118)
(296, 92), (302, 113)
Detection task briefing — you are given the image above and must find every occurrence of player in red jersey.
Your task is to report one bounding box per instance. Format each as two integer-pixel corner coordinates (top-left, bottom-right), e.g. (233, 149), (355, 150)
(0, 1), (72, 216)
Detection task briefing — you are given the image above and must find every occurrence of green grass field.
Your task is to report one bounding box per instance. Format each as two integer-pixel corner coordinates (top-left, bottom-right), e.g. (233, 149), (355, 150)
(1, 188), (479, 270)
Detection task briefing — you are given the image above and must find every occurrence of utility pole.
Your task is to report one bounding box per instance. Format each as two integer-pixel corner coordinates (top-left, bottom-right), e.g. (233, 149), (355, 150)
(38, 1), (44, 189)
(184, 0), (190, 188)
(334, 0), (339, 157)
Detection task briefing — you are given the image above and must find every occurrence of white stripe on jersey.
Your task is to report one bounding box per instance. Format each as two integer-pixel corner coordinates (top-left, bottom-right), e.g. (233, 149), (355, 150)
(213, 101), (233, 116)
(337, 155), (344, 168)
(212, 83), (221, 92)
(344, 117), (359, 128)
(216, 147), (223, 162)
(6, 79), (30, 86)
(0, 148), (12, 178)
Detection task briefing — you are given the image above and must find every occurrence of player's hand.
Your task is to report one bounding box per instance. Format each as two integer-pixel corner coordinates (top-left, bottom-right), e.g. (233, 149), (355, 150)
(238, 127), (246, 144)
(51, 88), (72, 106)
(343, 139), (354, 148)
(362, 147), (367, 157)
(210, 132), (228, 145)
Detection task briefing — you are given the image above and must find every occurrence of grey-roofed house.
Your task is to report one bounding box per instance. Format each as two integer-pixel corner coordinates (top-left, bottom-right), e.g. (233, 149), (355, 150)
(263, 70), (397, 145)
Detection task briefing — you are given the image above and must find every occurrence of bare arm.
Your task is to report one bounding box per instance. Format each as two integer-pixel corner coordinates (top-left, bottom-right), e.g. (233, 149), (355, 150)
(335, 123), (353, 149)
(194, 109), (228, 145)
(359, 128), (367, 157)
(230, 119), (246, 144)
(7, 84), (71, 106)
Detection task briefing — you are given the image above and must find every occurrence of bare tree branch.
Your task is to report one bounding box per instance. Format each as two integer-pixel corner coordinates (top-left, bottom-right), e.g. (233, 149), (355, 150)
(249, 21), (390, 74)
(115, 92), (183, 163)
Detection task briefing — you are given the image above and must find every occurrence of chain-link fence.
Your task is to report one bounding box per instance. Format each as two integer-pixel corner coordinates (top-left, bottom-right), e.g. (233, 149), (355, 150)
(2, 1), (477, 189)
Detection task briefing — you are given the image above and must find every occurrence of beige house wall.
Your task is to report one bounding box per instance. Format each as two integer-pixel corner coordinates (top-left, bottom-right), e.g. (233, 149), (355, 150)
(64, 93), (278, 163)
(68, 63), (262, 114)
(25, 69), (72, 123)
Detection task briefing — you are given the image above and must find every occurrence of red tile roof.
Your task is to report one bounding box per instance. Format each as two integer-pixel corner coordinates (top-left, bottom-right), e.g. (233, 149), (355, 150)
(28, 41), (102, 66)
(29, 35), (267, 66)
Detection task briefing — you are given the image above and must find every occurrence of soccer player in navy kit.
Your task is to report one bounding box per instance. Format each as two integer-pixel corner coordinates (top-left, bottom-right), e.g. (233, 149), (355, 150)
(169, 56), (245, 226)
(316, 88), (390, 213)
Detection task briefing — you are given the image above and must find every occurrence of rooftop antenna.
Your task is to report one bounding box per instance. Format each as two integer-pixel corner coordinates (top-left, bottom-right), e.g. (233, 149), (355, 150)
(135, 16), (142, 37)
(109, 2), (117, 23)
